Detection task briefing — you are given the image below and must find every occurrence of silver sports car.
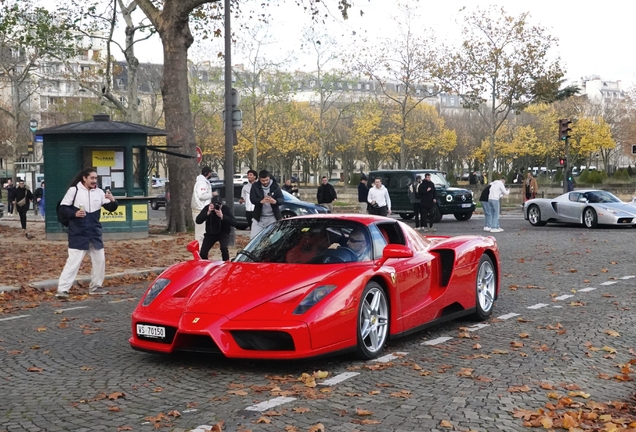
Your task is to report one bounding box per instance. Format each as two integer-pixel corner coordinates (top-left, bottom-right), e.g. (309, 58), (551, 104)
(524, 189), (636, 228)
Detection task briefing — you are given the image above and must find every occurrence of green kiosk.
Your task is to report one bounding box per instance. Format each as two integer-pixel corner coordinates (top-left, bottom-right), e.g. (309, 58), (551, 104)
(38, 114), (167, 240)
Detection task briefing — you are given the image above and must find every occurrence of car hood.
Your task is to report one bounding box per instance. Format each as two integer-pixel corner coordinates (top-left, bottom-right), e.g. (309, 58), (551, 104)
(443, 186), (472, 194)
(602, 202), (636, 215)
(184, 262), (340, 317)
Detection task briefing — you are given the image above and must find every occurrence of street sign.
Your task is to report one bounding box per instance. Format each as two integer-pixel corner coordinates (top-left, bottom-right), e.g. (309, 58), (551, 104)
(196, 146), (202, 164)
(29, 119), (38, 133)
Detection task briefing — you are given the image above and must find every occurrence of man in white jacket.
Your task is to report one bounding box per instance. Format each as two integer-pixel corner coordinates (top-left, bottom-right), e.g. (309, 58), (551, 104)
(191, 166), (213, 246)
(487, 177), (509, 233)
(367, 177), (392, 216)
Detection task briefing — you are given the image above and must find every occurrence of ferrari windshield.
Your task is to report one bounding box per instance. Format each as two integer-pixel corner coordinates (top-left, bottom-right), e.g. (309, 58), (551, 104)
(235, 219), (372, 264)
(414, 172), (449, 188)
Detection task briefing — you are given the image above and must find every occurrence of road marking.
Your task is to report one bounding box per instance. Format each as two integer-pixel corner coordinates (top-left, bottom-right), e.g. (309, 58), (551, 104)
(527, 303), (549, 309)
(373, 352), (408, 362)
(600, 281), (618, 286)
(578, 287), (597, 292)
(467, 323), (489, 332)
(497, 313), (520, 320)
(553, 306), (563, 308)
(182, 409), (198, 413)
(554, 295), (573, 301)
(422, 337), (453, 346)
(620, 275), (635, 280)
(0, 315), (30, 322)
(319, 372), (360, 386)
(191, 427), (214, 432)
(54, 306), (87, 313)
(245, 396), (297, 412)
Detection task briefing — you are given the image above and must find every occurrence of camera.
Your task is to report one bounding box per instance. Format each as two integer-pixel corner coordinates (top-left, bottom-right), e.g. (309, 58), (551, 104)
(212, 196), (222, 210)
(214, 202), (221, 210)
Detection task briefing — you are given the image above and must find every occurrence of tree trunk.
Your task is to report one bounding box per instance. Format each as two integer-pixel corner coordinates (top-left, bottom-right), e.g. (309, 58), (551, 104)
(160, 19), (198, 233)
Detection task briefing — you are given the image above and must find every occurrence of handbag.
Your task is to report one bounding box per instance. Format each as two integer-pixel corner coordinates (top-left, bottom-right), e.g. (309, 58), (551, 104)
(16, 196), (27, 207)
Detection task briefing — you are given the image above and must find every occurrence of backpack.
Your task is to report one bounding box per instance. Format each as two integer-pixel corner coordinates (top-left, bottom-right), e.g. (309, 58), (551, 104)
(57, 186), (78, 227)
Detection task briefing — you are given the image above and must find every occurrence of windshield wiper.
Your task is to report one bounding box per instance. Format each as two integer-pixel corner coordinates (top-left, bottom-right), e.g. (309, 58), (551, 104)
(236, 249), (258, 262)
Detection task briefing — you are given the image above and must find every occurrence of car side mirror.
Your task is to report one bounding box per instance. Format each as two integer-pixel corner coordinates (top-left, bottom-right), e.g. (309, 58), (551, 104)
(187, 240), (201, 260)
(375, 244), (413, 269)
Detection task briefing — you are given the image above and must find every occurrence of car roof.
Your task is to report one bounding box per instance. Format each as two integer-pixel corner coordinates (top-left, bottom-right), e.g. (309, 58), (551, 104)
(288, 213), (397, 226)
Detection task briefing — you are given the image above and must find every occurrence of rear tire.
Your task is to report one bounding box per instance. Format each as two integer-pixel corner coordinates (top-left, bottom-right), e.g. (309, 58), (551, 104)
(356, 282), (389, 360)
(583, 207), (598, 228)
(473, 254), (496, 321)
(150, 201), (159, 210)
(454, 212), (472, 221)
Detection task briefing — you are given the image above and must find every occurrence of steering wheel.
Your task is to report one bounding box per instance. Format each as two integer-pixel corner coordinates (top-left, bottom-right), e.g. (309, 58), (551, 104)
(309, 247), (358, 264)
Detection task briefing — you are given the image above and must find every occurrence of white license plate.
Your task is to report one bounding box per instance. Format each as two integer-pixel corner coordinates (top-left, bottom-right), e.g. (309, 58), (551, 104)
(137, 324), (165, 339)
(461, 203), (472, 208)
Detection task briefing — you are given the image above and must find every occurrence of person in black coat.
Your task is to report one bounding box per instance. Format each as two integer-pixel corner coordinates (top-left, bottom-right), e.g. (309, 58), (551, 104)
(417, 173), (437, 232)
(357, 175), (368, 213)
(316, 176), (337, 211)
(196, 194), (237, 261)
(13, 180), (33, 232)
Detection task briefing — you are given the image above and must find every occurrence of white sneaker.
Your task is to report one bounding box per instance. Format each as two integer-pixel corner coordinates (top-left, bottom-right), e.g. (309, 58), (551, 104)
(483, 227), (491, 231)
(490, 228), (504, 233)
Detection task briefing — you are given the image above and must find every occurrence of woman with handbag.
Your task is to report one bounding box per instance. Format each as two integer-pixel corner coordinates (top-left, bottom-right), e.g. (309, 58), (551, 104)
(13, 180), (33, 234)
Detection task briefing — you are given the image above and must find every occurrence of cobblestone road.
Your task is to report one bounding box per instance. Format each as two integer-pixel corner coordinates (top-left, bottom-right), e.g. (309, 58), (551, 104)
(2, 215), (636, 432)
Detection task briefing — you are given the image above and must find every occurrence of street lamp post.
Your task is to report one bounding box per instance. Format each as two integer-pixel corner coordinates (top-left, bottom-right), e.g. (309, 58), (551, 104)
(224, 0), (235, 246)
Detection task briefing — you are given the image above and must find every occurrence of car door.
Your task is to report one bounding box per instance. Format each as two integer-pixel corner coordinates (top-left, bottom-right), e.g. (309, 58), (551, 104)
(555, 192), (585, 222)
(373, 223), (434, 331)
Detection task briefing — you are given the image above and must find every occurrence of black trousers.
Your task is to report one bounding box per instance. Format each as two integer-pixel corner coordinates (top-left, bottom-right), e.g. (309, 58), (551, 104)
(17, 205), (28, 229)
(245, 211), (254, 230)
(200, 232), (230, 261)
(412, 203), (422, 227)
(421, 205), (435, 228)
(7, 200), (14, 214)
(369, 205), (388, 217)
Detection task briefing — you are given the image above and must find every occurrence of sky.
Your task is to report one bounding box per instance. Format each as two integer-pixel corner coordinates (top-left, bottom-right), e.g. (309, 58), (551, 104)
(43, 0), (636, 88)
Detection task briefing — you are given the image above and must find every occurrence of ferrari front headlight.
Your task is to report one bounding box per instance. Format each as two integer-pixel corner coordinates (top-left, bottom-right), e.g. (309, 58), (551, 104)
(293, 284), (337, 315)
(602, 207), (617, 214)
(142, 278), (171, 306)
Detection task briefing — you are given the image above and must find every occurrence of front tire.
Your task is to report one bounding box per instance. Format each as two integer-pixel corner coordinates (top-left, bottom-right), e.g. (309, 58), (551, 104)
(473, 254), (496, 321)
(527, 204), (547, 226)
(356, 282), (389, 360)
(454, 212), (472, 221)
(150, 201), (159, 210)
(583, 207), (598, 228)
(433, 206), (442, 223)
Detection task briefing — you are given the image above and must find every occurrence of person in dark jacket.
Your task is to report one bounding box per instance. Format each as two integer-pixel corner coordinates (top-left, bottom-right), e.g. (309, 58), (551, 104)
(479, 183), (492, 231)
(281, 179), (298, 195)
(196, 194), (237, 261)
(357, 175), (369, 213)
(408, 176), (422, 228)
(316, 176), (337, 211)
(249, 170), (284, 239)
(13, 180), (34, 233)
(34, 181), (45, 218)
(55, 168), (118, 298)
(417, 173), (437, 232)
(4, 179), (15, 215)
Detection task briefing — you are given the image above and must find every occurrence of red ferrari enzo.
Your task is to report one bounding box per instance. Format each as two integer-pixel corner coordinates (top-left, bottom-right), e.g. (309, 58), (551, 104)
(130, 215), (500, 360)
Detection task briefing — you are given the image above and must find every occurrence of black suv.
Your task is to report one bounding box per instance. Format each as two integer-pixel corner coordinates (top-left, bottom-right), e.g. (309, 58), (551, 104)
(368, 169), (475, 222)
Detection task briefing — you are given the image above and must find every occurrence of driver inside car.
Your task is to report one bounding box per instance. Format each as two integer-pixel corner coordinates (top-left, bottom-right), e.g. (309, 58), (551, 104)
(328, 228), (371, 262)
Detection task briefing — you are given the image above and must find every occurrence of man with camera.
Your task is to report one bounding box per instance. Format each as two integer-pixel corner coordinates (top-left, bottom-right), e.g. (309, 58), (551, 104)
(195, 193), (237, 261)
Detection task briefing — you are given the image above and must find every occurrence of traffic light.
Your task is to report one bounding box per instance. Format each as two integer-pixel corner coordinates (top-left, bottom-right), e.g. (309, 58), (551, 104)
(558, 119), (572, 141)
(559, 157), (567, 167)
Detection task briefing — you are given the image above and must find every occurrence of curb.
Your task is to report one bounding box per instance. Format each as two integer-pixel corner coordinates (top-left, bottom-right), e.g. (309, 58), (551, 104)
(0, 267), (167, 294)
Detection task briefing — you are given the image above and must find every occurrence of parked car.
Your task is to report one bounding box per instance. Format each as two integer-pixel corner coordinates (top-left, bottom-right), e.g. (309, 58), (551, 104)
(368, 169), (476, 222)
(152, 177), (168, 188)
(149, 184), (330, 228)
(129, 214), (500, 359)
(233, 173), (249, 185)
(0, 201), (4, 218)
(524, 189), (636, 229)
